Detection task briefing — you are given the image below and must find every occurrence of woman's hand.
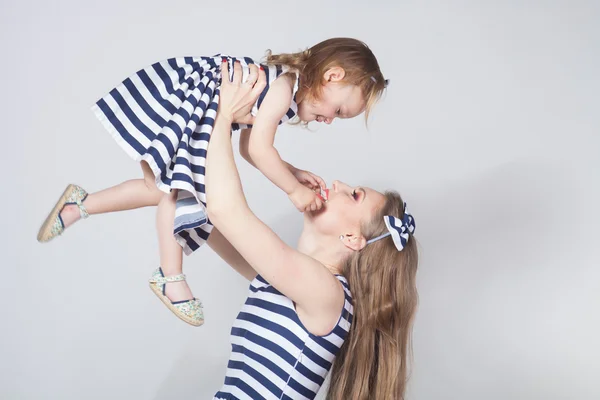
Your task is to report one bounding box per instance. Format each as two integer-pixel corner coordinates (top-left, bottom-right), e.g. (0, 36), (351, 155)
(218, 61), (266, 125)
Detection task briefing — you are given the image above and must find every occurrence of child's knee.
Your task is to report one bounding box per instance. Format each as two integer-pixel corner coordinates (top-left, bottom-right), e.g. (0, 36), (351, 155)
(144, 175), (159, 193)
(140, 161), (160, 193)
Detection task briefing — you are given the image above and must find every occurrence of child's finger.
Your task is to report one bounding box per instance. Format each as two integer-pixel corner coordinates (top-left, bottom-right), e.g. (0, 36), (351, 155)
(307, 172), (325, 189)
(314, 175), (326, 190)
(304, 175), (318, 187)
(315, 197), (323, 209)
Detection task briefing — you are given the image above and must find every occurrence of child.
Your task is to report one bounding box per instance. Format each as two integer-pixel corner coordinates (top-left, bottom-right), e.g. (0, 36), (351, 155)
(37, 37), (388, 326)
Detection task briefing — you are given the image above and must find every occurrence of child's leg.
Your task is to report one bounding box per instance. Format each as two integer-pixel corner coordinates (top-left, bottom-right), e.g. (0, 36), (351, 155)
(60, 161), (163, 228)
(156, 189), (194, 302)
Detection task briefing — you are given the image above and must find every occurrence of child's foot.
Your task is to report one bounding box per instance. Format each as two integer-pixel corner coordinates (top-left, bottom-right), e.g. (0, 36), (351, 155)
(59, 204), (83, 229)
(148, 268), (204, 326)
(37, 184), (89, 243)
(164, 280), (195, 302)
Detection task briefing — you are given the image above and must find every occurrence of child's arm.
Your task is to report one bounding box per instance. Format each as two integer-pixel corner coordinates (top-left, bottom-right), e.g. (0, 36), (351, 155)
(240, 128), (296, 172)
(245, 76), (299, 194)
(245, 76), (323, 211)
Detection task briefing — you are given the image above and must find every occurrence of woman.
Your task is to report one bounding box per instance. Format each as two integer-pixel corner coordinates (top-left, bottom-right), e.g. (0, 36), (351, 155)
(207, 61), (419, 399)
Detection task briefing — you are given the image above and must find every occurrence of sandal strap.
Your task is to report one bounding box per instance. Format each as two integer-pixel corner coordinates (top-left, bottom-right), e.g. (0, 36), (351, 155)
(76, 199), (89, 219)
(72, 185), (89, 219)
(149, 273), (186, 284)
(65, 185), (89, 219)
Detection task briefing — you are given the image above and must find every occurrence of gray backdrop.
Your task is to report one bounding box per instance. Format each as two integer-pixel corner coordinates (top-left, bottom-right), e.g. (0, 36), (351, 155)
(1, 0), (598, 399)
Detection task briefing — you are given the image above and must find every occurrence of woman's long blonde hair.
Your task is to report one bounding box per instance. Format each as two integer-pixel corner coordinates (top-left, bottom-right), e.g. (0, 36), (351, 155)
(327, 192), (419, 400)
(265, 37), (387, 121)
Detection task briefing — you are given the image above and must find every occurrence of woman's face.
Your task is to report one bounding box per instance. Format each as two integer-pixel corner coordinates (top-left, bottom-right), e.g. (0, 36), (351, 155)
(306, 180), (386, 240)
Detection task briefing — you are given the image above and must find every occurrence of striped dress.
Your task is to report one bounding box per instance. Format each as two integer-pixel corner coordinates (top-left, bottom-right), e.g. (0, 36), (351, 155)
(91, 55), (300, 255)
(215, 275), (353, 400)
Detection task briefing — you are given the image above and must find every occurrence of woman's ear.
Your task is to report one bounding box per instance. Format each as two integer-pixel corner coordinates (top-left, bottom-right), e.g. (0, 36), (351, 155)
(340, 233), (366, 252)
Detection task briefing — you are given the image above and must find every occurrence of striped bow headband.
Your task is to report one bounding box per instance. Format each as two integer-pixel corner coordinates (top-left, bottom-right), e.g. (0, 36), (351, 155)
(366, 203), (416, 251)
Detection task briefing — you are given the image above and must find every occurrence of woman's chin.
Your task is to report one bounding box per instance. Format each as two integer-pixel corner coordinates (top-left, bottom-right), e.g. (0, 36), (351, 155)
(306, 207), (327, 219)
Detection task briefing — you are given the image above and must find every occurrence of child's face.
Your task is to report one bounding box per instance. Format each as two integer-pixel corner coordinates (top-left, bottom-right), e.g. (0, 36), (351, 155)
(297, 68), (366, 124)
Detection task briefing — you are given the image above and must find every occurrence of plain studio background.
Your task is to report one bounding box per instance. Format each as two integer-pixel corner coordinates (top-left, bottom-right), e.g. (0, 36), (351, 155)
(1, 0), (598, 399)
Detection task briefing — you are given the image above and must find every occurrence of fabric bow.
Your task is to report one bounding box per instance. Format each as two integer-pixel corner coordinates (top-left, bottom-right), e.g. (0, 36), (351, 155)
(366, 203), (416, 251)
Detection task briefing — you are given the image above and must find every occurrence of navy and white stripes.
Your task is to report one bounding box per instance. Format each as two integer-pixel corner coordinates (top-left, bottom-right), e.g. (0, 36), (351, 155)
(91, 55), (300, 255)
(215, 275), (353, 400)
(367, 203), (416, 251)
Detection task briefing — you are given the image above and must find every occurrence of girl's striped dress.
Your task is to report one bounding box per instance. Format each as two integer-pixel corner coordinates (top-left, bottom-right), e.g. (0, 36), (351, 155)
(91, 55), (300, 254)
(215, 274), (353, 400)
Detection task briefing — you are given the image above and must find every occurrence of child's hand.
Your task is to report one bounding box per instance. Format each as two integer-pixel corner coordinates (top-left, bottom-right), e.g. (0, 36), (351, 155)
(289, 184), (324, 212)
(290, 168), (326, 191)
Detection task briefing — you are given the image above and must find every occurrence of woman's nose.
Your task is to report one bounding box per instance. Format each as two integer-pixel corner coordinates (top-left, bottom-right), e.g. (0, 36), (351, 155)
(332, 180), (348, 192)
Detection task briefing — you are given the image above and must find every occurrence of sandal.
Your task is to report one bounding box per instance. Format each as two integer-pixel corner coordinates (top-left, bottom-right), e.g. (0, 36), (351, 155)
(149, 268), (204, 327)
(37, 184), (89, 243)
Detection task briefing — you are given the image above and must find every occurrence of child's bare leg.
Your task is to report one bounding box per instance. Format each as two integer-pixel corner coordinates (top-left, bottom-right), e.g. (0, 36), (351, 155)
(156, 189), (194, 302)
(60, 161), (163, 228)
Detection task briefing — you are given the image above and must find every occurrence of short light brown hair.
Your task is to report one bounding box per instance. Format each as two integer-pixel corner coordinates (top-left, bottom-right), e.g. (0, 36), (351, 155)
(265, 38), (387, 121)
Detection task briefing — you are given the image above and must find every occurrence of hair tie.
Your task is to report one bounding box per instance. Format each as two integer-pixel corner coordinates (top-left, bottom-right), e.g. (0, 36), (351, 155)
(370, 76), (390, 88)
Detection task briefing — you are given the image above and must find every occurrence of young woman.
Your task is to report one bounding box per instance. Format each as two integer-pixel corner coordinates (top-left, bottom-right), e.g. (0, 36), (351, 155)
(208, 61), (418, 400)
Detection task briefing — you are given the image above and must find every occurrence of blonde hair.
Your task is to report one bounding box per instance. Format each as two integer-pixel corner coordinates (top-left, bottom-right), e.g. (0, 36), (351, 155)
(327, 191), (419, 400)
(265, 38), (387, 121)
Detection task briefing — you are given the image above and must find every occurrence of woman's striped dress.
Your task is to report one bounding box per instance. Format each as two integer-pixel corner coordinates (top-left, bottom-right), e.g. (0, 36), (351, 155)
(215, 275), (353, 400)
(91, 55), (300, 255)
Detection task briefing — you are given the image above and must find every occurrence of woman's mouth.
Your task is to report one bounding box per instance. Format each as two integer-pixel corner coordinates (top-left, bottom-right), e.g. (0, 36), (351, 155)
(315, 188), (329, 202)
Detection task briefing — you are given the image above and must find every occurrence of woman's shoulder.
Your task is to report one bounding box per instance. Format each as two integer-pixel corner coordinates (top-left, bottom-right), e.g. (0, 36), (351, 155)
(335, 274), (352, 298)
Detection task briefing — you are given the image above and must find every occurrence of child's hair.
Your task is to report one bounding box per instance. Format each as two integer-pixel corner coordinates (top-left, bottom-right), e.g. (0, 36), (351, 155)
(264, 38), (387, 121)
(327, 191), (419, 400)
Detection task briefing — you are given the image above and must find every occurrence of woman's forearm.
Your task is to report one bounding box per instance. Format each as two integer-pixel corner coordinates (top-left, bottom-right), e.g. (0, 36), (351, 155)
(206, 114), (249, 216)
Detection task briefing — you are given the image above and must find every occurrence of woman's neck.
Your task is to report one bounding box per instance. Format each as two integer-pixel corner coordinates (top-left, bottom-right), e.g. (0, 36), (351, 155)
(296, 226), (346, 276)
